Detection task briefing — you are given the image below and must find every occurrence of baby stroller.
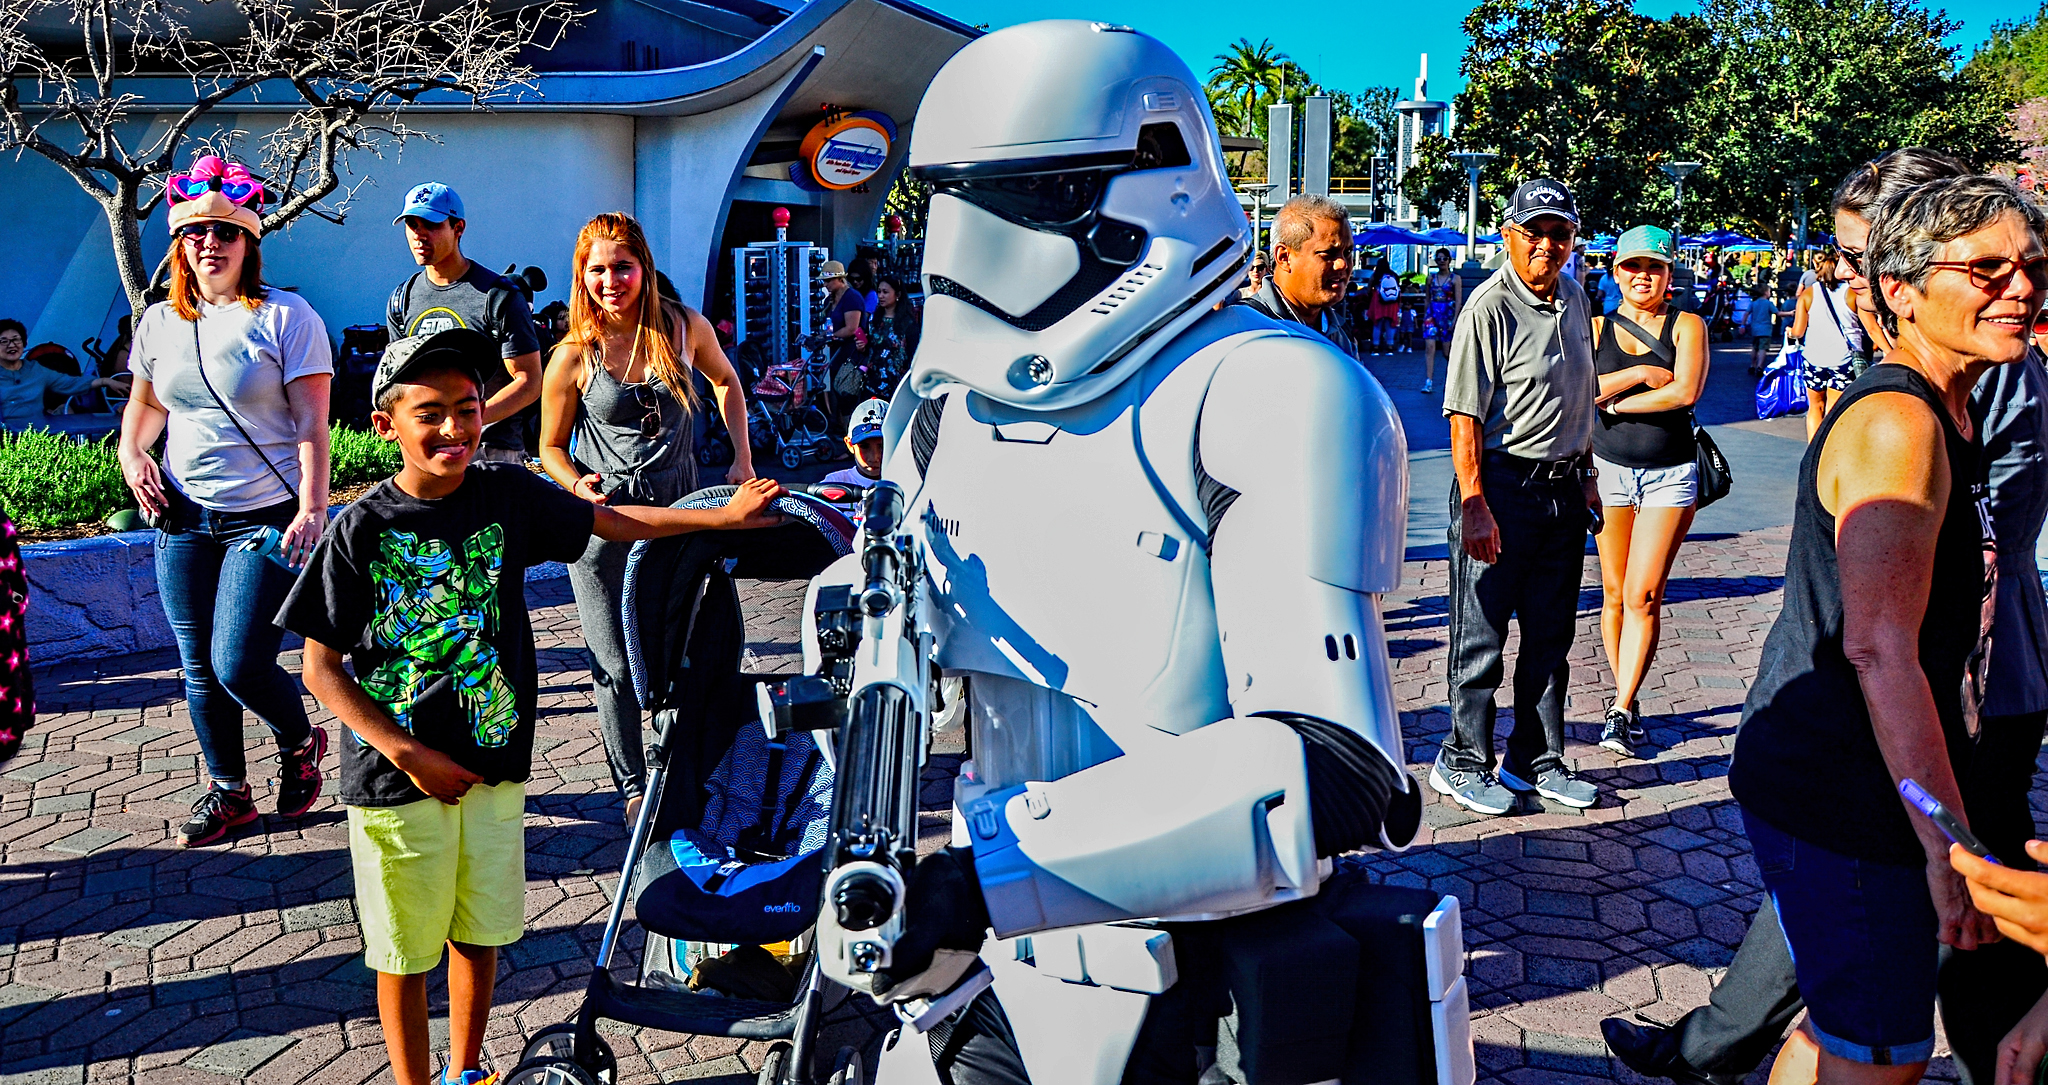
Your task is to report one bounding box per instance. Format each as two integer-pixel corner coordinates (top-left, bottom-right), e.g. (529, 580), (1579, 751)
(505, 488), (859, 1085)
(750, 364), (838, 471)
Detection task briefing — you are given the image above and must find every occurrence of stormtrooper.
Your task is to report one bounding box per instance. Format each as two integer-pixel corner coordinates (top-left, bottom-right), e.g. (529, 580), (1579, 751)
(796, 20), (1473, 1085)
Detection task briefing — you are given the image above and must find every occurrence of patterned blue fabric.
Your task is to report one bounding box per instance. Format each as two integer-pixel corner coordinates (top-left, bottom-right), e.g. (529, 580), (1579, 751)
(697, 728), (833, 858)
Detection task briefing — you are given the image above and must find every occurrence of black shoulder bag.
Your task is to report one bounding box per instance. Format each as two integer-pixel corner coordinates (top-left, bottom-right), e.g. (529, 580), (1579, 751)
(1607, 312), (1732, 509)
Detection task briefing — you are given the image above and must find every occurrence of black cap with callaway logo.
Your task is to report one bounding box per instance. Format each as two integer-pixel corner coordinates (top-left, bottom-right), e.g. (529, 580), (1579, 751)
(1504, 178), (1580, 227)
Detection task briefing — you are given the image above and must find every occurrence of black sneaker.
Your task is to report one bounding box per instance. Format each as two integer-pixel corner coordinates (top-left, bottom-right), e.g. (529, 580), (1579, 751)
(1600, 1016), (1742, 1085)
(180, 785), (258, 847)
(276, 727), (328, 817)
(1599, 705), (1648, 759)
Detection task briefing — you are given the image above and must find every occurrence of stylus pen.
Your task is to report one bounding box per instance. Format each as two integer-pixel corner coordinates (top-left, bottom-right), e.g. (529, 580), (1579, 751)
(1899, 778), (2000, 865)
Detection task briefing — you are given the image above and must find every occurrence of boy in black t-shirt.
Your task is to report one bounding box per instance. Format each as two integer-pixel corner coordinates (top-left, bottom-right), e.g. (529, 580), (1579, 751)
(277, 328), (780, 1085)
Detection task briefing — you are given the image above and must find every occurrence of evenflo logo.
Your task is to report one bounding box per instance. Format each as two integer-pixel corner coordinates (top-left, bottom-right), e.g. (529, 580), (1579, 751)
(764, 902), (805, 914)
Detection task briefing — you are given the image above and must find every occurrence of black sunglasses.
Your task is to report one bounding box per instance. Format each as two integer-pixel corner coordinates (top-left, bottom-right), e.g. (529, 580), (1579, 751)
(1837, 246), (1866, 276)
(632, 383), (664, 440)
(177, 222), (245, 244)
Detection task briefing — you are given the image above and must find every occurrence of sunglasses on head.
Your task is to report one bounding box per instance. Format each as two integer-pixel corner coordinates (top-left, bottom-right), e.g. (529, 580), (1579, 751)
(166, 157), (264, 207)
(1924, 256), (2048, 295)
(177, 222), (245, 244)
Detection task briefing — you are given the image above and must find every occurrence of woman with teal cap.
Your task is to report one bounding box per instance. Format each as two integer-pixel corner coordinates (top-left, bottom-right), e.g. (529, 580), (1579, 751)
(1588, 224), (1710, 759)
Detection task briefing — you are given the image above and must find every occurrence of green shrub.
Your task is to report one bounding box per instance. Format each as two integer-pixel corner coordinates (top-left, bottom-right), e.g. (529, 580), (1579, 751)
(0, 424), (404, 532)
(330, 424), (403, 488)
(0, 430), (129, 531)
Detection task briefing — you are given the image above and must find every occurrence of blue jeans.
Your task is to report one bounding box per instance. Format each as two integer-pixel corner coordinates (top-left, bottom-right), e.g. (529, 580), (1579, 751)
(155, 488), (311, 783)
(1743, 809), (1938, 1066)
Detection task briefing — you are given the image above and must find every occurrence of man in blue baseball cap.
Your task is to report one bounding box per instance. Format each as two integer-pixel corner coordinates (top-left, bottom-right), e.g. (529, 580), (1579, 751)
(388, 182), (543, 463)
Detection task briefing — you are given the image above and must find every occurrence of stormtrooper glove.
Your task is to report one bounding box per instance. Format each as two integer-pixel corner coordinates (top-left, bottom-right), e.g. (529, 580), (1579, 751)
(868, 846), (992, 1004)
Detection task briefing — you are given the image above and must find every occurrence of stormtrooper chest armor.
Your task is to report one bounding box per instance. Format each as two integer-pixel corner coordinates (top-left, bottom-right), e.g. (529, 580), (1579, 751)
(888, 324), (1289, 787)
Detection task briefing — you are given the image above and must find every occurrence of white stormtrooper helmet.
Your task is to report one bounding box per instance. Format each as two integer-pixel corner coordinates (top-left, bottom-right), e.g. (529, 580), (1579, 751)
(907, 20), (1251, 411)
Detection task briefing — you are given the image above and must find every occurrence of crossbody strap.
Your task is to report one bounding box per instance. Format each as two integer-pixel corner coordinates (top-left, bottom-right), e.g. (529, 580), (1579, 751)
(1607, 311), (1676, 367)
(192, 315), (299, 504)
(1607, 311), (1703, 429)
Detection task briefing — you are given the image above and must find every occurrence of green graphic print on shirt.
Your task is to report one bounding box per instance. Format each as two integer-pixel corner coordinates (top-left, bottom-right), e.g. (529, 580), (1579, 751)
(360, 523), (518, 747)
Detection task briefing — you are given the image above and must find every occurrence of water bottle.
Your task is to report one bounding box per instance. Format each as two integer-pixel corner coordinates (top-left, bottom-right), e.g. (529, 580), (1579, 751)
(240, 526), (300, 572)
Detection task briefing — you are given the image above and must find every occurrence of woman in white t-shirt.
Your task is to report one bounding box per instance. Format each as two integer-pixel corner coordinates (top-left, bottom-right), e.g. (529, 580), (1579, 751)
(116, 156), (334, 848)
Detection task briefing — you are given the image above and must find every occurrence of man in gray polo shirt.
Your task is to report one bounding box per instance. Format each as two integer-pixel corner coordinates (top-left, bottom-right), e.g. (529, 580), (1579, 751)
(1432, 178), (1601, 816)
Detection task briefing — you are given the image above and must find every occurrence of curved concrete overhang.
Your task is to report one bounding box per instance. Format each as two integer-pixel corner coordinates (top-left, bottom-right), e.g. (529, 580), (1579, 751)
(13, 0), (975, 119)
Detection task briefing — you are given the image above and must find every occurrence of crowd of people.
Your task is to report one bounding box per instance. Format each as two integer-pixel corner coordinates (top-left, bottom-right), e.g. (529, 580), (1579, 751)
(1235, 158), (2048, 1085)
(0, 160), (909, 1084)
(0, 135), (2046, 1085)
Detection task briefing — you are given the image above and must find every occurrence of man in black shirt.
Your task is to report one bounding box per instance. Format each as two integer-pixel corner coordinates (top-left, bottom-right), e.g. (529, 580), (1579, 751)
(387, 182), (543, 463)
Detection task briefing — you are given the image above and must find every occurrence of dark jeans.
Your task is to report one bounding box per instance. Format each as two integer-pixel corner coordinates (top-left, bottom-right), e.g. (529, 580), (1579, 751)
(1680, 710), (2048, 1082)
(155, 489), (311, 784)
(1442, 456), (1590, 777)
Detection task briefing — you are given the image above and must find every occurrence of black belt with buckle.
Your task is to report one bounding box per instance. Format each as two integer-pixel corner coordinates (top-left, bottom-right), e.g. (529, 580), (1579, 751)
(1485, 449), (1581, 482)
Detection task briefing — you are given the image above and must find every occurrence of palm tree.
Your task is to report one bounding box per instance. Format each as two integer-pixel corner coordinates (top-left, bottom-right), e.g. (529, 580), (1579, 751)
(1208, 38), (1286, 137)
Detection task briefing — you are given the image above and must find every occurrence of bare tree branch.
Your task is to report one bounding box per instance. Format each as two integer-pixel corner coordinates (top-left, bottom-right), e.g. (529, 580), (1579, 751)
(1, 0), (586, 315)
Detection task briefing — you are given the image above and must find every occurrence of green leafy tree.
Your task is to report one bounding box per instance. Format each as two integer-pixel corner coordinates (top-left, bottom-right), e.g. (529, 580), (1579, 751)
(1208, 38), (1285, 138)
(1679, 0), (2019, 243)
(1331, 86), (1400, 181)
(1402, 134), (1470, 221)
(1967, 3), (2048, 101)
(1451, 0), (1708, 235)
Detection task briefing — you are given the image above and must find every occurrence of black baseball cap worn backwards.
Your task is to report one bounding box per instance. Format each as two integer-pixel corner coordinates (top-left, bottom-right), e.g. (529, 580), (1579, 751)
(1505, 178), (1580, 227)
(371, 328), (492, 408)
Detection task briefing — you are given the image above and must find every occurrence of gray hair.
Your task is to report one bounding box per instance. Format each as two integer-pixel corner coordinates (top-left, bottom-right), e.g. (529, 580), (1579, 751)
(1867, 174), (2047, 336)
(1272, 194), (1351, 252)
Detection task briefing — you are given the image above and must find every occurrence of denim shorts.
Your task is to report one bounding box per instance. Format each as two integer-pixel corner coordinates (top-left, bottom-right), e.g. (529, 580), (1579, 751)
(1592, 455), (1698, 509)
(1743, 809), (1938, 1065)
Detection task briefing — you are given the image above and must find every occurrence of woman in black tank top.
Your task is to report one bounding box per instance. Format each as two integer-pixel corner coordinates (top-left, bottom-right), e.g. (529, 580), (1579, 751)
(1586, 227), (1709, 760)
(1730, 175), (2044, 1084)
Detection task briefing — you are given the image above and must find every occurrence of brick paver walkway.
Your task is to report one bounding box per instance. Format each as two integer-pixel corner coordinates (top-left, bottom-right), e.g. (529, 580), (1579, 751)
(4, 526), (2025, 1083)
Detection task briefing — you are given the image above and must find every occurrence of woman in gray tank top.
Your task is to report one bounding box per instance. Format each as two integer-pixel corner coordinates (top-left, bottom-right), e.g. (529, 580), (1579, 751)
(538, 213), (757, 822)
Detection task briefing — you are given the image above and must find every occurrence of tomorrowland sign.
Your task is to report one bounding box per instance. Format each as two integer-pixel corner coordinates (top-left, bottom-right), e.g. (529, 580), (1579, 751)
(791, 110), (897, 192)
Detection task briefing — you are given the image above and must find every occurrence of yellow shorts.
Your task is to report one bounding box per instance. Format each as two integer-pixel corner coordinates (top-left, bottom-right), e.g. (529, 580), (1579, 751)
(347, 781), (527, 975)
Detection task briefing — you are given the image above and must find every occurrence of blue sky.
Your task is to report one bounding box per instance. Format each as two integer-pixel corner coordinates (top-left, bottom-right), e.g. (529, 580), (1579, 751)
(925, 0), (2021, 104)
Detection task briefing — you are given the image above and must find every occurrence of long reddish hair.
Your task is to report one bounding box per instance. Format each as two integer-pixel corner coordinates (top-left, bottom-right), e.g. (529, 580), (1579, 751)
(167, 229), (266, 321)
(561, 212), (698, 411)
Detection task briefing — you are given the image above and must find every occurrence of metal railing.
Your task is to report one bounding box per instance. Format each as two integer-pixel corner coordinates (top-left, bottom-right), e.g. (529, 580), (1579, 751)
(1230, 177), (1379, 196)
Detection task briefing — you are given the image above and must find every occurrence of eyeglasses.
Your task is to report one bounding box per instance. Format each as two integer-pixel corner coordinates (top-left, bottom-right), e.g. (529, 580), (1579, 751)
(1512, 221), (1577, 244)
(1924, 256), (2048, 295)
(0, 336), (22, 348)
(1837, 246), (1867, 277)
(177, 222), (245, 244)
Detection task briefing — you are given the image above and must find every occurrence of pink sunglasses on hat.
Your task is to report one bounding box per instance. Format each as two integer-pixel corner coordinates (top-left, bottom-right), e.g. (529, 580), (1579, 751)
(166, 155), (264, 207)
